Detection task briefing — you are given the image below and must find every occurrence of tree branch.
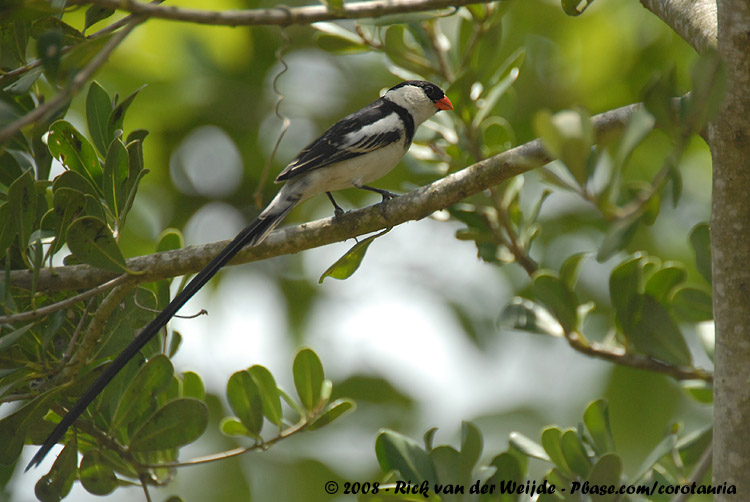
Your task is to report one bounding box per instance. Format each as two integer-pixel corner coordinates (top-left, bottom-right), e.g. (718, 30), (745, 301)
(66, 0), (495, 26)
(709, 0), (750, 496)
(639, 0), (717, 53)
(565, 331), (713, 383)
(10, 100), (645, 293)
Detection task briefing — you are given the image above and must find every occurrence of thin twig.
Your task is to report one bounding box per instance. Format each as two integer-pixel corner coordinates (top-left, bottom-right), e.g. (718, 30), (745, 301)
(0, 273), (130, 324)
(564, 330), (713, 383)
(63, 0), (491, 26)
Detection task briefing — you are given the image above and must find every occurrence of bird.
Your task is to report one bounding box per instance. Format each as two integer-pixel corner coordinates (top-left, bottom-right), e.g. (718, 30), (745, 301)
(27, 80), (453, 470)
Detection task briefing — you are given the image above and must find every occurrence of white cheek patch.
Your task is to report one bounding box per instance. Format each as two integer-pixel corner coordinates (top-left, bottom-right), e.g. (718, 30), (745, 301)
(344, 113), (401, 146)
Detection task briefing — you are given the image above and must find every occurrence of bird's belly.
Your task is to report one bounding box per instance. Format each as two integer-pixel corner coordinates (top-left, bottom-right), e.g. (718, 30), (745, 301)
(299, 142), (408, 198)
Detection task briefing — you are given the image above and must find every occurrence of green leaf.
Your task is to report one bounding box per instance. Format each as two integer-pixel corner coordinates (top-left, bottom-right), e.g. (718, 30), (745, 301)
(623, 295), (691, 365)
(459, 421), (483, 476)
(689, 223), (711, 284)
(643, 68), (679, 137)
(181, 371), (205, 400)
(560, 429), (591, 477)
(472, 51), (523, 128)
(7, 169), (37, 251)
(634, 432), (677, 482)
(609, 253), (644, 326)
(561, 0), (595, 16)
(33, 437), (77, 502)
(248, 365), (283, 426)
(107, 84), (146, 141)
(677, 425), (712, 467)
(48, 120), (102, 191)
(52, 170), (100, 199)
(0, 323), (35, 352)
(5, 66), (43, 95)
(110, 354), (173, 435)
(672, 287), (713, 322)
(644, 264), (686, 303)
(293, 348), (325, 411)
(375, 429), (437, 484)
(86, 81), (112, 155)
(102, 138), (129, 221)
(313, 23), (367, 54)
(532, 271), (579, 333)
(587, 454), (622, 502)
(687, 48), (727, 133)
(597, 213), (640, 261)
(681, 380), (713, 404)
(508, 432), (550, 461)
(559, 252), (588, 290)
(156, 228), (184, 253)
(482, 452), (525, 502)
(307, 399), (355, 430)
(36, 30), (63, 80)
(500, 297), (564, 337)
(130, 398), (208, 451)
(79, 450), (117, 496)
(615, 107), (655, 169)
(50, 187), (86, 255)
(583, 399), (615, 455)
(319, 230), (386, 283)
(534, 108), (594, 186)
(423, 427), (438, 451)
(121, 132), (149, 222)
(84, 5), (115, 31)
(66, 216), (129, 273)
(321, 0), (344, 9)
(0, 389), (61, 465)
(383, 25), (433, 76)
(430, 445), (462, 490)
(0, 203), (17, 260)
(541, 427), (570, 472)
(219, 417), (251, 437)
(227, 370), (264, 436)
(92, 288), (156, 360)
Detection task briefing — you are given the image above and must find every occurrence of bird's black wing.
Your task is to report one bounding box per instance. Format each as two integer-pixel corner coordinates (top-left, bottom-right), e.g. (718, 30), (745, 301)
(276, 98), (407, 182)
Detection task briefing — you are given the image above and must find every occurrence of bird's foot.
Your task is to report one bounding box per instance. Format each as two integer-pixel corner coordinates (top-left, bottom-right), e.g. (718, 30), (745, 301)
(360, 185), (399, 202)
(326, 192), (347, 218)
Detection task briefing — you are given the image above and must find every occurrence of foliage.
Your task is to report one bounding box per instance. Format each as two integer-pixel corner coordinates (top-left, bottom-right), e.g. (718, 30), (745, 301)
(0, 0), (719, 500)
(367, 400), (713, 502)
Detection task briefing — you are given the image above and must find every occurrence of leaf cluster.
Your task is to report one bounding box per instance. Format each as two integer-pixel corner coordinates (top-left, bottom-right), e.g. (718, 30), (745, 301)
(370, 399), (712, 502)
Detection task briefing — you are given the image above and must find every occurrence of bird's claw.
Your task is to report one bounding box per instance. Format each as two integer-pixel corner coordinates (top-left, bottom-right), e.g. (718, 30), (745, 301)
(379, 190), (398, 202)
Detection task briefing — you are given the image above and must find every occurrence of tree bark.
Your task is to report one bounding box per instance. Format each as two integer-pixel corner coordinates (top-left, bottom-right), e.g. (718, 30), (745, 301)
(639, 0), (717, 52)
(709, 0), (750, 498)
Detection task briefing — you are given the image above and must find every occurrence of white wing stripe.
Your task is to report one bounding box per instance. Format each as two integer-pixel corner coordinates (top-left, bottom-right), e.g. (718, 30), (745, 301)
(343, 112), (402, 147)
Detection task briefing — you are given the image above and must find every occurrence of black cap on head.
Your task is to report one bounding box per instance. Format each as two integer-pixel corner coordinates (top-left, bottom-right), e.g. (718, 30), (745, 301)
(389, 80), (446, 102)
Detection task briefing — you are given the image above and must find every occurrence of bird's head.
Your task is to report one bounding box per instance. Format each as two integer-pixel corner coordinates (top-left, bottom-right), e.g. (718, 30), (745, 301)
(384, 80), (453, 125)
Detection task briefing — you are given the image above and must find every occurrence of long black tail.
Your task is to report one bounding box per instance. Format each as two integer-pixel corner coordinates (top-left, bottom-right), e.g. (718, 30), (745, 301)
(26, 195), (298, 470)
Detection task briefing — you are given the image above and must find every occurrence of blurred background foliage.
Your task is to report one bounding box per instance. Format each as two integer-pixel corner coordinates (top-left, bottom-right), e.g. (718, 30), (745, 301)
(0, 0), (716, 500)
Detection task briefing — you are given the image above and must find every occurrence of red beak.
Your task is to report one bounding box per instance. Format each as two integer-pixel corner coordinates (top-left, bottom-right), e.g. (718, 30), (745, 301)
(435, 96), (453, 111)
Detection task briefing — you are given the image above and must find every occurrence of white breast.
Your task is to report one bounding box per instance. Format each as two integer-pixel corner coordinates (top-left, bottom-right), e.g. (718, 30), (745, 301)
(290, 139), (409, 202)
